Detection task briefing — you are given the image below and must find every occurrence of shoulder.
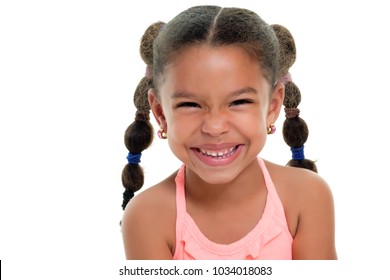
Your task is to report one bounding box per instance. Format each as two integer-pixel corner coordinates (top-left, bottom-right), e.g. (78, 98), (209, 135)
(121, 171), (177, 259)
(265, 160), (333, 208)
(264, 160), (337, 259)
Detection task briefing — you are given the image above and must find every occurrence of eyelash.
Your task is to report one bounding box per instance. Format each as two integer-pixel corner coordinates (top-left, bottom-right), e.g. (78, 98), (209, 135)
(230, 99), (254, 106)
(176, 102), (200, 108)
(176, 99), (254, 109)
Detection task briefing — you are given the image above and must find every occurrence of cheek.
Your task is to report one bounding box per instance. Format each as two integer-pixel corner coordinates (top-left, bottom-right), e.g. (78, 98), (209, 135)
(165, 114), (199, 145)
(232, 108), (267, 129)
(239, 119), (267, 140)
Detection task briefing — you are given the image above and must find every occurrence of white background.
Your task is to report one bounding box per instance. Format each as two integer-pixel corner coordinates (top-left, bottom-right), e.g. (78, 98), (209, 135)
(1, 0), (389, 278)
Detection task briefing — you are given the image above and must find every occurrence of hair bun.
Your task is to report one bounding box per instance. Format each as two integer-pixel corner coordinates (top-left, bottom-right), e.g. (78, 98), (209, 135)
(271, 24), (296, 78)
(134, 77), (153, 112)
(140, 21), (165, 66)
(283, 81), (301, 108)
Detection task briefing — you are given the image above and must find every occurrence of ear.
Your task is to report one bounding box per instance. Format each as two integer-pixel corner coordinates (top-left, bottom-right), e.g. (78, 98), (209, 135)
(148, 88), (167, 130)
(266, 82), (285, 125)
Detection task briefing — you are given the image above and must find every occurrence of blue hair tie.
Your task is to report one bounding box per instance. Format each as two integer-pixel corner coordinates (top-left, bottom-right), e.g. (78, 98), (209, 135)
(127, 152), (141, 165)
(291, 146), (305, 161)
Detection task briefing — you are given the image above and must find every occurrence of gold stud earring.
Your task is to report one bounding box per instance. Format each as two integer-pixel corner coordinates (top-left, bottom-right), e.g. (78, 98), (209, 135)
(157, 128), (167, 139)
(267, 124), (276, 135)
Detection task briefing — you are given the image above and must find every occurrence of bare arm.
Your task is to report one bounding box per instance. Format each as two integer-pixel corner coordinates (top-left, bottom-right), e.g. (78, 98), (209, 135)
(292, 176), (337, 260)
(121, 191), (174, 260)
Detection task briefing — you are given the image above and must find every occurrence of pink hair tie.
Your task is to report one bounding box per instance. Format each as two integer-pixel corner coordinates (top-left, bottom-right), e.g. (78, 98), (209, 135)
(280, 72), (292, 84)
(145, 65), (153, 79)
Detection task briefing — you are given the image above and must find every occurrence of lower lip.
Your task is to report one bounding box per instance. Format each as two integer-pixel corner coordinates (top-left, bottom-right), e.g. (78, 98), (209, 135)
(192, 145), (243, 167)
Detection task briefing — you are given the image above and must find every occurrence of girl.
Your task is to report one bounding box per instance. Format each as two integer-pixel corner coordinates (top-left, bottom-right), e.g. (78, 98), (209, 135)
(121, 5), (337, 260)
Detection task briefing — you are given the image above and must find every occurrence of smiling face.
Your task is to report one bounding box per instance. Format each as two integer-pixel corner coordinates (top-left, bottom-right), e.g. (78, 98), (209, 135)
(149, 45), (284, 185)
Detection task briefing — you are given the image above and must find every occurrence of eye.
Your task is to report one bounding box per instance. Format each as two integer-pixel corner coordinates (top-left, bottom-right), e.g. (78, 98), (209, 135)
(176, 102), (200, 108)
(230, 99), (254, 106)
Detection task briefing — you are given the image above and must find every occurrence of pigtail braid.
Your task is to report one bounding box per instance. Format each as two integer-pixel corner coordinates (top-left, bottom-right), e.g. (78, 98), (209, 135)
(272, 24), (318, 173)
(121, 22), (165, 210)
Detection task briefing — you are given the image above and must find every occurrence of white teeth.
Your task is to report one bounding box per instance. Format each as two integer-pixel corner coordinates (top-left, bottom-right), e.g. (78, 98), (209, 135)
(199, 146), (236, 158)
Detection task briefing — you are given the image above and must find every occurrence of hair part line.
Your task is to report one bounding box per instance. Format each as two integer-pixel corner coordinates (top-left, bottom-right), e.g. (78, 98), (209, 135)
(206, 7), (224, 43)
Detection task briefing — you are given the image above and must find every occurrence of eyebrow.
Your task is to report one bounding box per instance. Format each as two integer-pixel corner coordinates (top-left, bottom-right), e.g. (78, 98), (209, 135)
(171, 87), (258, 99)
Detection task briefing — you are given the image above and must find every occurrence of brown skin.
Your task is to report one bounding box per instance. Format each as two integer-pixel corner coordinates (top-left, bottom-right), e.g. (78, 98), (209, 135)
(122, 45), (337, 260)
(122, 161), (337, 259)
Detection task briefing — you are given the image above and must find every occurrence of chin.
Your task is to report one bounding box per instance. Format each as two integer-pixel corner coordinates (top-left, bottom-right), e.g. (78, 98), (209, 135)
(195, 168), (242, 186)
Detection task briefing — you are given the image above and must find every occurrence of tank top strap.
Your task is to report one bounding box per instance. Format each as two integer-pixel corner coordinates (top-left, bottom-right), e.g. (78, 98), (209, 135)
(175, 159), (281, 215)
(174, 165), (187, 239)
(257, 158), (285, 215)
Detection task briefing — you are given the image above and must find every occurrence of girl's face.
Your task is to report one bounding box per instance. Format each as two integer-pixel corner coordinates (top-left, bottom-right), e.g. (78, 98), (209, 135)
(149, 45), (284, 185)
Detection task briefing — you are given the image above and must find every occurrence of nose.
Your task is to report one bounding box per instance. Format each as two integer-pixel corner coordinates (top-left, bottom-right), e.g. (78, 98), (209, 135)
(201, 110), (229, 137)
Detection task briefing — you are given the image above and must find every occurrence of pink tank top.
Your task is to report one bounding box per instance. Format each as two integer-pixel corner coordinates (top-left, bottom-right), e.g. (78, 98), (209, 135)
(172, 158), (293, 260)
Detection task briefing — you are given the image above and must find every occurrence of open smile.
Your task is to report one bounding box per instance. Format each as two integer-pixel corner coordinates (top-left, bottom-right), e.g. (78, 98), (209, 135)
(198, 146), (238, 159)
(191, 144), (243, 166)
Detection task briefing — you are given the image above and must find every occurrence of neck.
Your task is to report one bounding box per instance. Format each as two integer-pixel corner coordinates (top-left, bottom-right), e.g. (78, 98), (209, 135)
(184, 158), (265, 205)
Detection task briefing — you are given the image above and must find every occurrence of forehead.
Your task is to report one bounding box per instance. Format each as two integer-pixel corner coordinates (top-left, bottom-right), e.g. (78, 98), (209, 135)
(170, 45), (258, 71)
(159, 45), (270, 97)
